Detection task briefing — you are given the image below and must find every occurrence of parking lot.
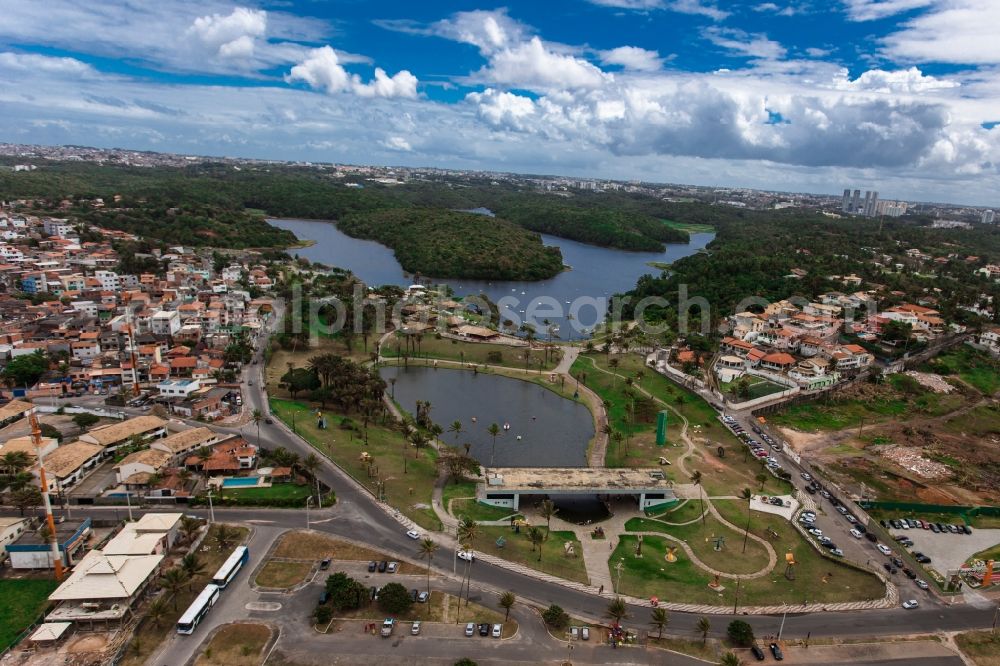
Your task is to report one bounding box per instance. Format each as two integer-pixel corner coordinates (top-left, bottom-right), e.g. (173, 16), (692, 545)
(888, 526), (1000, 572)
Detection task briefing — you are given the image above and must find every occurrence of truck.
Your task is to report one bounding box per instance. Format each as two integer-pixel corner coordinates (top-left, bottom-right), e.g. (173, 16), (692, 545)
(380, 618), (395, 637)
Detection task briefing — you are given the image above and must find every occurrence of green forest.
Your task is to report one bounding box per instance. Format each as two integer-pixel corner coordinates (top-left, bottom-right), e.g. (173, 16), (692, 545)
(337, 208), (564, 280)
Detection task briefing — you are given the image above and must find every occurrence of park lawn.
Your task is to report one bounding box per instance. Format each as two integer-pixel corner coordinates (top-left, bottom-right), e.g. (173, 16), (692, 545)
(441, 479), (477, 506)
(685, 446), (793, 499)
(270, 531), (421, 574)
(647, 499), (705, 523)
(217, 483), (313, 503)
(624, 516), (771, 576)
(475, 526), (589, 584)
(922, 346), (1000, 396)
(122, 525), (250, 666)
(968, 543), (1000, 565)
(381, 334), (560, 370)
(712, 501), (885, 606)
(955, 630), (1000, 666)
(0, 579), (58, 651)
(194, 623), (272, 666)
(450, 498), (520, 522)
(270, 398), (442, 532)
(255, 560), (313, 589)
(332, 590), (516, 632)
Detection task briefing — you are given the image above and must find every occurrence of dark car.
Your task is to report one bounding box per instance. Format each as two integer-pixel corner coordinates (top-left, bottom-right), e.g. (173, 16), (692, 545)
(903, 568), (918, 579)
(410, 589), (419, 602)
(369, 586), (377, 600)
(883, 563), (894, 573)
(865, 532), (878, 543)
(320, 558), (331, 570)
(880, 520), (888, 528)
(319, 590), (329, 604)
(963, 525), (972, 535)
(478, 623), (490, 636)
(368, 561), (377, 572)
(804, 485), (816, 494)
(891, 558), (904, 568)
(378, 560), (388, 573)
(822, 541), (837, 550)
(265, 417), (274, 424)
(770, 643), (784, 660)
(750, 644), (766, 660)
(936, 523), (946, 532)
(929, 523), (939, 533)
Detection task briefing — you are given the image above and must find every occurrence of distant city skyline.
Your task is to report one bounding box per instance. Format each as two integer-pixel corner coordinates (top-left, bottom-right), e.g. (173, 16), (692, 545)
(0, 2), (998, 205)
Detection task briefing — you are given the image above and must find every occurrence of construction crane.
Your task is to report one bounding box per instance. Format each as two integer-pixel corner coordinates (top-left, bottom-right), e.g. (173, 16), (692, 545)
(29, 407), (63, 581)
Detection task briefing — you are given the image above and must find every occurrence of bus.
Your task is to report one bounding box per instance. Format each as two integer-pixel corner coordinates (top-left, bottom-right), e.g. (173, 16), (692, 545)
(211, 546), (249, 589)
(176, 584), (220, 635)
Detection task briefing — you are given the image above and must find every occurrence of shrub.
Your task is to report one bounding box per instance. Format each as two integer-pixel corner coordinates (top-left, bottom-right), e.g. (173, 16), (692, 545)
(486, 351), (503, 363)
(377, 582), (413, 614)
(542, 604), (569, 630)
(314, 605), (333, 625)
(727, 619), (754, 647)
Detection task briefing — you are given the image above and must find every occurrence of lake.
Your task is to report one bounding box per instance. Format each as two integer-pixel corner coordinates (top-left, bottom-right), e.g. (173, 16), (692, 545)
(379, 366), (593, 468)
(270, 217), (714, 339)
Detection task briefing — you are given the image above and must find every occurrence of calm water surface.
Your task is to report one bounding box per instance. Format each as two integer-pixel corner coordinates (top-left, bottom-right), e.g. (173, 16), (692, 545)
(379, 366), (593, 468)
(271, 217), (714, 339)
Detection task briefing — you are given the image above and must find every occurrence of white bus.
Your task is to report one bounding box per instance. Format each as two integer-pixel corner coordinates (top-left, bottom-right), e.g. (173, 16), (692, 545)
(176, 584), (220, 635)
(211, 546), (249, 589)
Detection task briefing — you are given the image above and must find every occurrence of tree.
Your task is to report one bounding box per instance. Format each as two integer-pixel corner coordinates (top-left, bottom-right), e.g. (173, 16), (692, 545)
(72, 412), (100, 432)
(454, 659), (478, 666)
(1, 350), (48, 388)
(499, 591), (516, 621)
(314, 604), (333, 625)
(145, 597), (169, 627)
(9, 487), (41, 516)
(605, 596), (629, 626)
(609, 357), (620, 387)
(180, 553), (207, 589)
(527, 526), (544, 561)
(251, 408), (264, 446)
(539, 499), (557, 541)
(696, 616), (711, 645)
(301, 452), (323, 501)
(487, 422), (501, 471)
(326, 572), (366, 611)
(213, 524), (240, 551)
(726, 619), (755, 647)
(377, 582), (413, 614)
(740, 487), (753, 553)
(1, 451), (32, 476)
(457, 517), (479, 613)
(691, 470), (706, 526)
(448, 420), (464, 442)
(542, 604), (569, 629)
(160, 568), (190, 610)
(179, 516), (202, 546)
(755, 472), (768, 491)
(418, 538), (438, 608)
(649, 607), (669, 639)
(720, 652), (744, 666)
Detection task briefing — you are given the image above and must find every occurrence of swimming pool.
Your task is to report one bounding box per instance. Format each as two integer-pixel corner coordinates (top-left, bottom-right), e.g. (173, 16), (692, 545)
(221, 477), (259, 488)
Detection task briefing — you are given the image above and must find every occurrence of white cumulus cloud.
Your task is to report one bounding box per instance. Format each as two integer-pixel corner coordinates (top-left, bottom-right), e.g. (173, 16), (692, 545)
(599, 46), (665, 72)
(286, 46), (418, 98)
(477, 37), (611, 91)
(841, 0), (934, 21)
(880, 0), (1000, 65)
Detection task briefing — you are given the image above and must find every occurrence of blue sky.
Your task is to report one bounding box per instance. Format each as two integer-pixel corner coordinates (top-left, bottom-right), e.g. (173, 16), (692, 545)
(0, 1), (998, 205)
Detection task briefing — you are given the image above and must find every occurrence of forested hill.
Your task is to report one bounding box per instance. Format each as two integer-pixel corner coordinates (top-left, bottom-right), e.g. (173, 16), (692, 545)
(337, 208), (564, 280)
(0, 161), (690, 252)
(619, 205), (1000, 333)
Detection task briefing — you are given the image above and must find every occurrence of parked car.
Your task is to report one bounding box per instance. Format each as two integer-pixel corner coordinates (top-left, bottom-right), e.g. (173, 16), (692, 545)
(877, 544), (893, 556)
(387, 562), (398, 574)
(478, 623), (490, 636)
(368, 561), (377, 572)
(319, 590), (329, 604)
(465, 623), (476, 637)
(963, 525), (973, 535)
(264, 417), (274, 424)
(581, 627), (590, 641)
(804, 486), (816, 494)
(492, 624), (502, 638)
(808, 528), (823, 537)
(820, 490), (831, 499)
(801, 472), (812, 481)
(406, 530), (421, 540)
(411, 621), (421, 635)
(902, 600), (919, 609)
(370, 586), (378, 600)
(320, 558), (331, 570)
(903, 568), (917, 580)
(770, 643), (784, 660)
(850, 529), (863, 539)
(410, 589), (419, 602)
(457, 549), (475, 562)
(750, 644), (765, 660)
(916, 579), (930, 590)
(929, 523), (940, 533)
(570, 627), (579, 640)
(417, 591), (429, 603)
(821, 541), (838, 550)
(378, 560), (388, 573)
(380, 618), (395, 637)
(865, 532), (878, 543)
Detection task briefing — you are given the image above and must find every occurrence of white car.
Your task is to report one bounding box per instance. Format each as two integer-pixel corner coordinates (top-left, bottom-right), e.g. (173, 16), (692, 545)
(877, 544), (893, 556)
(491, 623), (502, 638)
(457, 549), (475, 562)
(406, 530), (421, 540)
(845, 515), (857, 524)
(831, 548), (844, 557)
(902, 600), (919, 609)
(915, 580), (929, 590)
(850, 529), (863, 539)
(581, 627), (590, 641)
(801, 472), (812, 481)
(808, 528), (823, 537)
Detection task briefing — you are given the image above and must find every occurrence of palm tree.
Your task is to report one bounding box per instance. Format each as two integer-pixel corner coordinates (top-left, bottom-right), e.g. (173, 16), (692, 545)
(145, 597), (169, 627)
(690, 470), (706, 526)
(179, 515), (201, 546)
(609, 358), (620, 387)
(499, 591), (516, 621)
(180, 553), (206, 588)
(528, 526), (544, 561)
(612, 430), (625, 459)
(539, 499), (557, 541)
(417, 538), (438, 613)
(487, 423), (501, 472)
(301, 452), (322, 501)
(160, 568), (189, 610)
(457, 517), (479, 613)
(740, 487), (753, 553)
(755, 472), (768, 491)
(177, 468), (193, 490)
(649, 607), (669, 639)
(696, 616), (711, 645)
(605, 596), (629, 626)
(213, 524), (240, 551)
(720, 652), (743, 666)
(448, 420), (463, 442)
(251, 408), (263, 447)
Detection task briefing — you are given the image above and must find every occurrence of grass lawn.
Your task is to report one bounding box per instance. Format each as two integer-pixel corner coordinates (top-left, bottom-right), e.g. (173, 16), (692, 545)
(474, 526), (589, 584)
(922, 346), (1000, 396)
(122, 525), (250, 666)
(719, 376), (788, 401)
(944, 404), (1000, 437)
(330, 590), (516, 632)
(955, 630), (1000, 666)
(648, 637), (721, 662)
(769, 394), (908, 432)
(382, 335), (560, 370)
(441, 479), (477, 507)
(255, 560), (313, 589)
(450, 498), (520, 522)
(0, 579), (58, 651)
(624, 515), (771, 576)
(215, 483), (314, 503)
(194, 623), (272, 666)
(271, 531), (421, 574)
(647, 499), (705, 523)
(661, 219), (716, 234)
(269, 398), (442, 531)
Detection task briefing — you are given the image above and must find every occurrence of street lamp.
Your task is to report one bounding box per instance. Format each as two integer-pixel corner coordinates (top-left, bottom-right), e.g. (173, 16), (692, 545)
(778, 603), (788, 640)
(306, 495), (313, 529)
(614, 558), (624, 594)
(206, 490), (215, 523)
